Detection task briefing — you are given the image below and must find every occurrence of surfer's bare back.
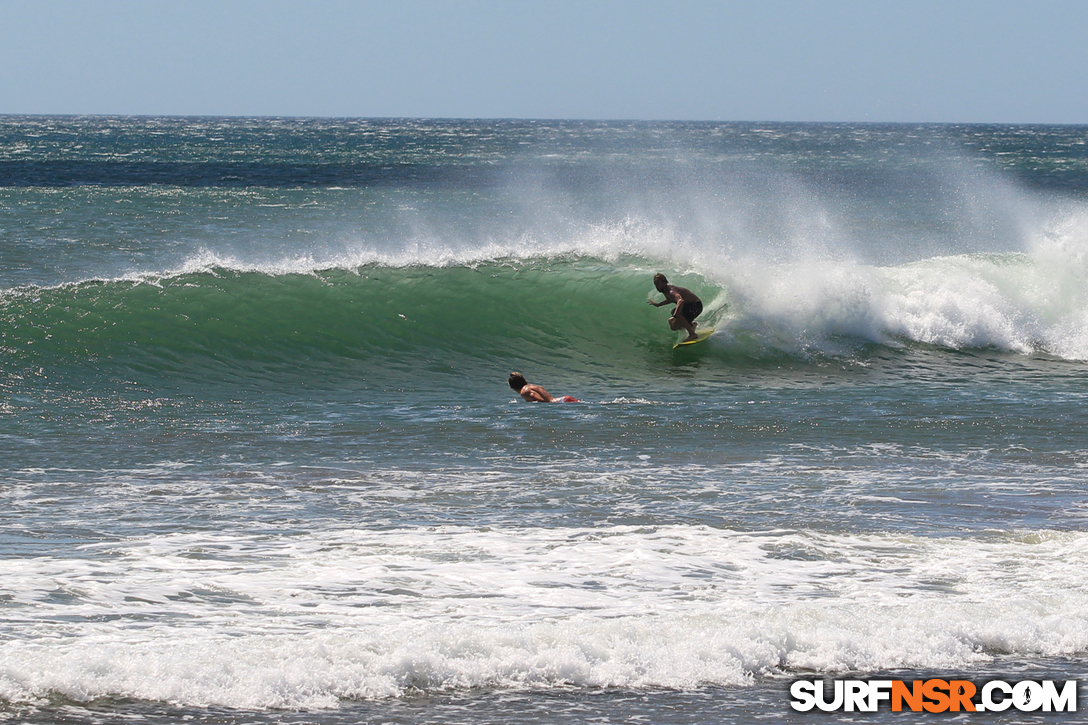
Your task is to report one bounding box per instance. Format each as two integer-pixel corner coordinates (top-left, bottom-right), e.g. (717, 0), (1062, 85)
(508, 373), (579, 403)
(648, 273), (703, 341)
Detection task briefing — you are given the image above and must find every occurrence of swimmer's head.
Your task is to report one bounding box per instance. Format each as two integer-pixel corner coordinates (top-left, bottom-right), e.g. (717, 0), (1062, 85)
(508, 372), (528, 391)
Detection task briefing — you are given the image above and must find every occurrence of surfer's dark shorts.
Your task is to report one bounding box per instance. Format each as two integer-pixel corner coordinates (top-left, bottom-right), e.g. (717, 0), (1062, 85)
(678, 300), (703, 322)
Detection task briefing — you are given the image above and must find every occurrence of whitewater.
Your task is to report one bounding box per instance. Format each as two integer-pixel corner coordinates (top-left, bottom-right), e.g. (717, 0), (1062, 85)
(2, 117), (1088, 723)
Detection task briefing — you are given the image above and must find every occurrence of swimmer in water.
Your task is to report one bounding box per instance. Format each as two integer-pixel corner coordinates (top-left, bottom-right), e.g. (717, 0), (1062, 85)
(507, 372), (579, 403)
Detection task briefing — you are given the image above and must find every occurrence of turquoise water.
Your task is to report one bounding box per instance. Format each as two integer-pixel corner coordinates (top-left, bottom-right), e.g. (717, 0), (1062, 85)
(3, 117), (1088, 723)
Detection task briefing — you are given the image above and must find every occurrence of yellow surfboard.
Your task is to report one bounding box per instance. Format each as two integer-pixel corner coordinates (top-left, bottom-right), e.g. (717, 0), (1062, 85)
(673, 327), (714, 349)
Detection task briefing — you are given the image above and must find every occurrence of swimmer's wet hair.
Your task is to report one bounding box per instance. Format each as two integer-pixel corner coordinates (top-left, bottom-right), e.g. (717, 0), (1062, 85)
(508, 372), (527, 390)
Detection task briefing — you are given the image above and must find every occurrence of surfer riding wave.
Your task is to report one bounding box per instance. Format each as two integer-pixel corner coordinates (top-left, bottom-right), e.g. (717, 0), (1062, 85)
(648, 273), (702, 341)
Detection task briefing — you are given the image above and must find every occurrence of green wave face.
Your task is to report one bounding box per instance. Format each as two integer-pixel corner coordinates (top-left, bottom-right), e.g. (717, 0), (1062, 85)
(5, 245), (1087, 397)
(0, 259), (722, 392)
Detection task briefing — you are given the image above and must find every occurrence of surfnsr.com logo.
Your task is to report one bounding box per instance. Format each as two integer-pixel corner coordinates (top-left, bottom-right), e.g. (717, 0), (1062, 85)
(790, 679), (1077, 713)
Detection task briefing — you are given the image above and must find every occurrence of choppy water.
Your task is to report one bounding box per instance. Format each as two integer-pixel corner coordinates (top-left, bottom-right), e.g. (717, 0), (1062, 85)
(3, 117), (1088, 723)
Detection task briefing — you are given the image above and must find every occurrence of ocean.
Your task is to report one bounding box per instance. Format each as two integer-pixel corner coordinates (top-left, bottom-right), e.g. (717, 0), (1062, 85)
(2, 116), (1088, 723)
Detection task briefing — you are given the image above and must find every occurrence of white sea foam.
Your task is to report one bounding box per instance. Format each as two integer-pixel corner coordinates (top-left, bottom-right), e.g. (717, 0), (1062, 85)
(2, 526), (1086, 709)
(699, 203), (1088, 359)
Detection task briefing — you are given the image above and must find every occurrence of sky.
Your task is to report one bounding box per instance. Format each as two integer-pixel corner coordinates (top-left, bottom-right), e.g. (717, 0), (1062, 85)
(1, 0), (1086, 123)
